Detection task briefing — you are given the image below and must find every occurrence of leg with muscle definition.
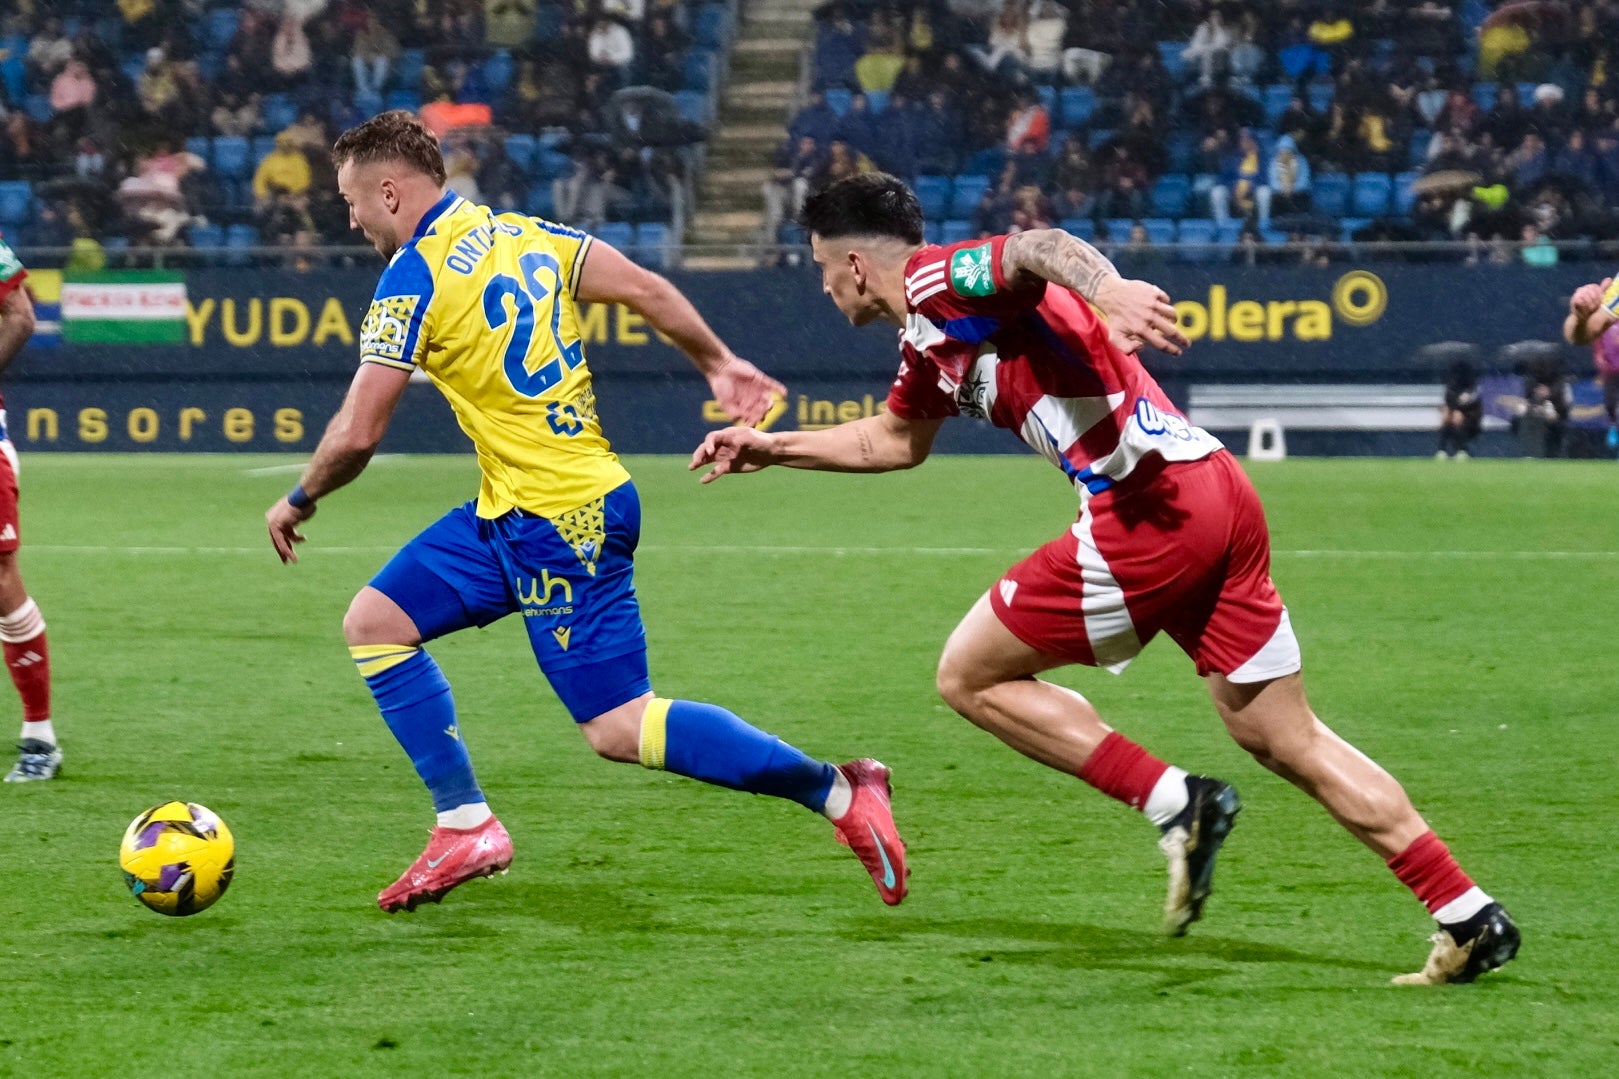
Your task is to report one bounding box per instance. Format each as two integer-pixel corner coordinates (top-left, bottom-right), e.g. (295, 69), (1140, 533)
(1206, 671), (1519, 984)
(936, 592), (1240, 935)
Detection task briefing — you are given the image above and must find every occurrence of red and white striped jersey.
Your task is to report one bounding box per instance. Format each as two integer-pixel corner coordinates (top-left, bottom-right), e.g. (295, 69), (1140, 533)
(889, 235), (1222, 499)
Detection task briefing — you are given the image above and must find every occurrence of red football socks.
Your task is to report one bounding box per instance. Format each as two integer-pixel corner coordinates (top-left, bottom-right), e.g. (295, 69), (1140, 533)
(1386, 830), (1476, 914)
(1078, 731), (1170, 812)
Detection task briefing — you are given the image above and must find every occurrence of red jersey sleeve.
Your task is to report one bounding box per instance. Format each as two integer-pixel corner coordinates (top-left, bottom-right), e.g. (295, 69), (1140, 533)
(885, 236), (1046, 419)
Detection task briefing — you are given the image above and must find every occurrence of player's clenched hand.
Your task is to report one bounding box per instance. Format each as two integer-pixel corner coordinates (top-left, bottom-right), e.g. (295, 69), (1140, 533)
(689, 427), (776, 484)
(707, 355), (787, 428)
(1570, 278), (1611, 318)
(266, 498), (315, 564)
(1093, 277), (1188, 356)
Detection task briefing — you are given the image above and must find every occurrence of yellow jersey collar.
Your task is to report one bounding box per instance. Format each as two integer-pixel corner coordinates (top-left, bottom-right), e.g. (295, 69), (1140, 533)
(413, 190), (463, 240)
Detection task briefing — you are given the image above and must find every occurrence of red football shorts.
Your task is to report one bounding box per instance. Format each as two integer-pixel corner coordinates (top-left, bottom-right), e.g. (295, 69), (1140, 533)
(990, 450), (1301, 682)
(0, 437), (18, 555)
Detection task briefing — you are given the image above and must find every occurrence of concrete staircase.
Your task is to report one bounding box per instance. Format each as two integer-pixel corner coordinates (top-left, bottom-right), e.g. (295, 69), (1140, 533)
(686, 0), (815, 269)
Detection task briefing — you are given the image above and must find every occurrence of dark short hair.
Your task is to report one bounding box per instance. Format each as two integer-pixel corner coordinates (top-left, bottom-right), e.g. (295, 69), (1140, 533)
(332, 110), (447, 185)
(800, 173), (925, 245)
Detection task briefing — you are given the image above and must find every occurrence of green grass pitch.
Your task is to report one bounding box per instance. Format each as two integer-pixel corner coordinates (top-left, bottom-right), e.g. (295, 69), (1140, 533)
(2, 453), (1617, 1076)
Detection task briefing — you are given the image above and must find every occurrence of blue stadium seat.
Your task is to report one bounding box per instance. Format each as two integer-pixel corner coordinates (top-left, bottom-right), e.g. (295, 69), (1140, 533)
(188, 222), (225, 252)
(483, 50), (514, 94)
(1340, 217), (1372, 242)
(1393, 170), (1419, 215)
(963, 147), (1005, 176)
(825, 88), (852, 116)
(1036, 85), (1056, 115)
(1059, 86), (1095, 128)
(1103, 218), (1136, 242)
(1058, 217), (1095, 241)
(1157, 41), (1187, 82)
(674, 90), (709, 126)
(913, 174), (952, 220)
(185, 136), (211, 161)
(385, 90), (422, 113)
(1516, 82), (1538, 107)
(351, 91), (384, 120)
(395, 49), (426, 92)
(1351, 173), (1392, 217)
(695, 4), (729, 48)
(1175, 218), (1220, 262)
(118, 54), (145, 89)
(535, 148), (573, 180)
(0, 182), (31, 225)
(251, 135), (277, 164)
(1471, 83), (1498, 111)
(224, 224), (258, 267)
(865, 89), (888, 113)
(683, 49), (715, 93)
(1409, 128), (1432, 168)
(1190, 172), (1218, 214)
(525, 181), (555, 219)
(504, 134), (537, 173)
(24, 95), (52, 125)
(940, 219), (975, 245)
(205, 7), (239, 50)
(1215, 223), (1243, 246)
(949, 174), (990, 218)
(593, 221), (635, 250)
(1261, 227), (1288, 246)
(1263, 84), (1293, 127)
(211, 136), (251, 180)
(263, 94), (298, 133)
(0, 56), (25, 103)
(1087, 127), (1117, 150)
(634, 222), (671, 268)
(1167, 131), (1199, 175)
(1142, 218), (1177, 246)
(1311, 172), (1351, 217)
(1306, 82), (1334, 114)
(1151, 174), (1190, 218)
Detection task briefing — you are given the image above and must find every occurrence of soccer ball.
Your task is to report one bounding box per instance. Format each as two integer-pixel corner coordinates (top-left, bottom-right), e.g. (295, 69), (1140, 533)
(119, 801), (235, 916)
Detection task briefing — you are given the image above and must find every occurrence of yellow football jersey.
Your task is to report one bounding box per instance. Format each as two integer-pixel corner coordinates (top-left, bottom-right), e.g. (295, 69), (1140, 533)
(359, 192), (630, 518)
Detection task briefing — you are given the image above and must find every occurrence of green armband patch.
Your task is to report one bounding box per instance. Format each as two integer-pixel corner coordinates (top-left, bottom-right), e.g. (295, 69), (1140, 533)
(949, 243), (997, 297)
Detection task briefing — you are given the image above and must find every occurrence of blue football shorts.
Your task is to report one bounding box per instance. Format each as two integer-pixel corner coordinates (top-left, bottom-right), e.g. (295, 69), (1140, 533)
(368, 480), (651, 722)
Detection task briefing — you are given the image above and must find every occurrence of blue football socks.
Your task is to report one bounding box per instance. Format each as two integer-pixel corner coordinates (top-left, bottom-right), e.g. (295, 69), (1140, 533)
(639, 697), (836, 813)
(352, 646), (484, 813)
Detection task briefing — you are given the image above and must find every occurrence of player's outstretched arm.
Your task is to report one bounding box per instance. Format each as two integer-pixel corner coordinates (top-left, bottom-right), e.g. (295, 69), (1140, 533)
(690, 411), (943, 483)
(265, 363), (411, 563)
(1564, 278), (1615, 346)
(575, 239), (785, 427)
(1000, 228), (1189, 356)
(0, 286), (37, 373)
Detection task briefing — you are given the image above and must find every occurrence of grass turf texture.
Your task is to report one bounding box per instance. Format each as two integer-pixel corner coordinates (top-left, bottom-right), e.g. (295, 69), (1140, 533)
(2, 454), (1616, 1077)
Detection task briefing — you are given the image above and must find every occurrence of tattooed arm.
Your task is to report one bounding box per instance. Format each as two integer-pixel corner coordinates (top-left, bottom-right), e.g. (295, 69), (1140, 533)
(1000, 228), (1189, 355)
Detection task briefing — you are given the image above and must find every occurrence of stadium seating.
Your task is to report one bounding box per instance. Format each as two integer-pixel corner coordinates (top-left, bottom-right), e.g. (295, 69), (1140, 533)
(594, 222), (636, 251)
(0, 181), (32, 225)
(1393, 171), (1420, 215)
(940, 219), (975, 244)
(1351, 173), (1393, 218)
(1311, 173), (1352, 218)
(949, 175), (990, 218)
(1150, 175), (1191, 218)
(224, 223), (258, 266)
(913, 175), (953, 220)
(1142, 219), (1177, 246)
(211, 137), (252, 180)
(1058, 217), (1096, 241)
(1059, 87), (1096, 128)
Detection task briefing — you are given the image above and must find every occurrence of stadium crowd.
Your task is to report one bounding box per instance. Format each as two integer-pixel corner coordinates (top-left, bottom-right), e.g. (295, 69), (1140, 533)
(0, 0), (721, 260)
(771, 0), (1619, 260)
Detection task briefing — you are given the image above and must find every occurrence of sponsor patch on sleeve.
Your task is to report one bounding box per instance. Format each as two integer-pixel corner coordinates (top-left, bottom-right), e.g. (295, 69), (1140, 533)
(360, 294), (421, 365)
(948, 243), (997, 297)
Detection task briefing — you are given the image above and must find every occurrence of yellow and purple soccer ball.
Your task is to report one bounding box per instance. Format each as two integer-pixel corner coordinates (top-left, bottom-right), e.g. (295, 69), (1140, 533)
(119, 802), (235, 916)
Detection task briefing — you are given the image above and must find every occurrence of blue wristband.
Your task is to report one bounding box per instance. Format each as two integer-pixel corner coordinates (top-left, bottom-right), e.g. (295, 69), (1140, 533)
(287, 485), (314, 509)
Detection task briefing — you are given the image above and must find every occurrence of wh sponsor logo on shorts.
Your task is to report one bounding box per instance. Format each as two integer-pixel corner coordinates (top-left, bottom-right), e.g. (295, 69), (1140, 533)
(515, 570), (573, 616)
